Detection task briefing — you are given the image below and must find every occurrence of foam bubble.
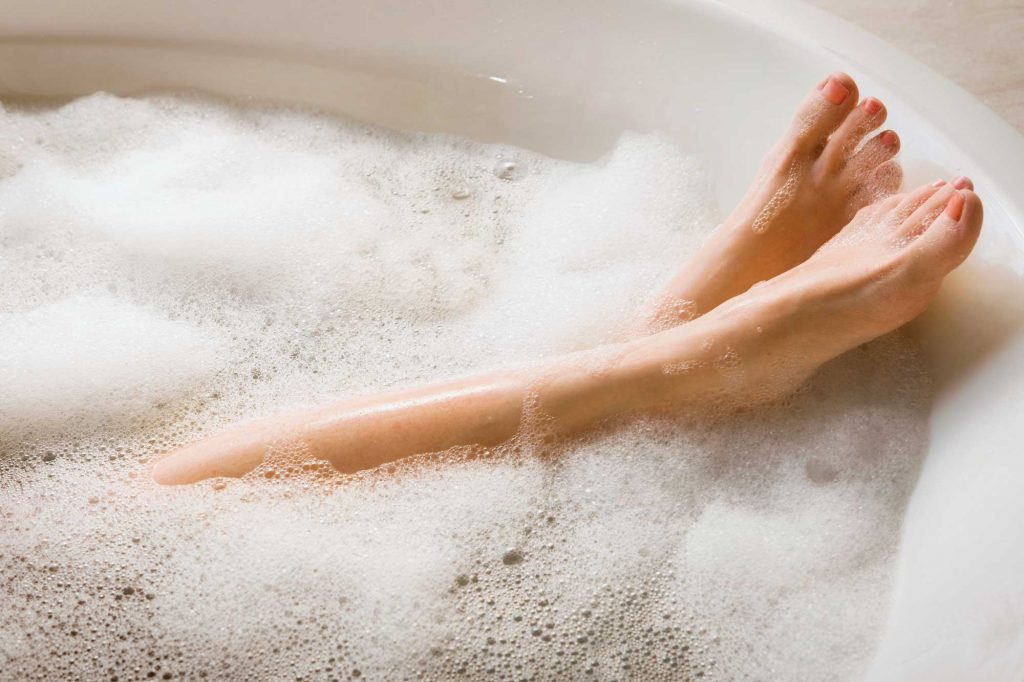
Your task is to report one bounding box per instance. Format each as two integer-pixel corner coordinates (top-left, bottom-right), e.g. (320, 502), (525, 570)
(0, 92), (929, 680)
(0, 295), (221, 432)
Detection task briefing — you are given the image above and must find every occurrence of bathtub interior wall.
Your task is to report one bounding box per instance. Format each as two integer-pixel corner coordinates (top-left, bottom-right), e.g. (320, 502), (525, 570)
(2, 0), (1024, 680)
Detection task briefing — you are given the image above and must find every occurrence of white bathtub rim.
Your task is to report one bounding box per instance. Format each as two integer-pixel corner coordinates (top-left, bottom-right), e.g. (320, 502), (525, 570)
(715, 0), (1024, 238)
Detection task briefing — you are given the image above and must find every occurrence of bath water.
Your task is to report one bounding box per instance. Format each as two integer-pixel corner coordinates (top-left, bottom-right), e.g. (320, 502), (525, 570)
(0, 93), (929, 680)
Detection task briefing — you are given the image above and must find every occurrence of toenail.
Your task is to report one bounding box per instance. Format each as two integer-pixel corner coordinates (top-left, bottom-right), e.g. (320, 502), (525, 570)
(862, 98), (882, 115)
(821, 77), (849, 105)
(931, 179), (947, 187)
(944, 191), (966, 221)
(881, 131), (899, 148)
(953, 175), (971, 189)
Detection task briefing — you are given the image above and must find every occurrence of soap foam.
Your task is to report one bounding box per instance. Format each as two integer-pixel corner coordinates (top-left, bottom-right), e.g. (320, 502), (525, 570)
(0, 93), (928, 680)
(0, 295), (221, 434)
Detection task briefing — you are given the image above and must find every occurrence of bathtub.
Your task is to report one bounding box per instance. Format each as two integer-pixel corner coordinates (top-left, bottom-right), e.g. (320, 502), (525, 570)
(2, 0), (1022, 679)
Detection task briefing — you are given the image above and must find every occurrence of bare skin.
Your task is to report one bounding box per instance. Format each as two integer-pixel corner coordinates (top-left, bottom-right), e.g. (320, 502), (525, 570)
(152, 178), (983, 485)
(645, 72), (906, 327)
(151, 73), (984, 485)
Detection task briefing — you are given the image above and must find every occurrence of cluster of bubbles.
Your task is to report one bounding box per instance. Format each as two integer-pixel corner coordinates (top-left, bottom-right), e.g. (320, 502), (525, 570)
(1, 93), (929, 680)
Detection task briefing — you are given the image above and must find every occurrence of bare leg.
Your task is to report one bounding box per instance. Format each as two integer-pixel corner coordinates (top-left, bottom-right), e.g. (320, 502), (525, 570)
(153, 182), (982, 485)
(151, 332), (732, 484)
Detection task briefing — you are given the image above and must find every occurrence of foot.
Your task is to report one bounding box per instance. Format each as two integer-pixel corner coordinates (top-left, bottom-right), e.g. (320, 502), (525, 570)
(642, 180), (983, 403)
(646, 73), (905, 329)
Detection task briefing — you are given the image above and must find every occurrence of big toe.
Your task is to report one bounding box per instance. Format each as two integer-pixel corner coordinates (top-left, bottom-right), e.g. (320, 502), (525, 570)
(786, 73), (860, 155)
(916, 189), (984, 273)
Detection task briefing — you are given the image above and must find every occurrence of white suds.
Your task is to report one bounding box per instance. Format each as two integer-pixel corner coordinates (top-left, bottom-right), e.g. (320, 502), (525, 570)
(0, 93), (928, 681)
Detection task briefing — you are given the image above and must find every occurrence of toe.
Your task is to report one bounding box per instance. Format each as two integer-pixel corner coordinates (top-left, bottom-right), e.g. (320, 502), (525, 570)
(952, 175), (974, 190)
(786, 73), (860, 155)
(868, 159), (903, 199)
(847, 159), (902, 217)
(821, 97), (887, 167)
(894, 180), (944, 221)
(847, 130), (900, 179)
(915, 189), (983, 271)
(897, 184), (957, 239)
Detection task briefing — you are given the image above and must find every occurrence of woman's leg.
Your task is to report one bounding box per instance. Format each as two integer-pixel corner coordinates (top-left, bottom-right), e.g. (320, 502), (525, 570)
(153, 182), (982, 485)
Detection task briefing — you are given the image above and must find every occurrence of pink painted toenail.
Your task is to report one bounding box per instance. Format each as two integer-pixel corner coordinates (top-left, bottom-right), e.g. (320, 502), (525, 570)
(862, 98), (882, 115)
(821, 77), (849, 105)
(945, 191), (965, 221)
(881, 131), (899, 148)
(931, 179), (947, 187)
(953, 175), (971, 189)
